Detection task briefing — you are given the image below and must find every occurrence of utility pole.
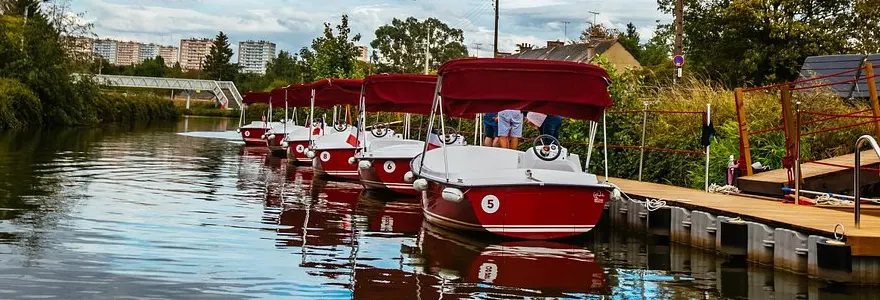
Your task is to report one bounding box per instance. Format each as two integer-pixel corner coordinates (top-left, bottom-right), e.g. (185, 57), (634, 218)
(562, 21), (570, 42)
(674, 0), (684, 83)
(424, 28), (432, 74)
(586, 11), (599, 40)
(473, 43), (483, 58)
(493, 0), (499, 57)
(674, 0), (684, 56)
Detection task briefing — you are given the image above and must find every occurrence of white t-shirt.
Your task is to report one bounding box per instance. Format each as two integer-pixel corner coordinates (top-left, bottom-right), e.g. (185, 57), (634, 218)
(526, 112), (547, 127)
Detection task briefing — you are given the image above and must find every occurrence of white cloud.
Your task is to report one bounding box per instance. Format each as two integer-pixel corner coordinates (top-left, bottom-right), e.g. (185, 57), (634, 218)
(72, 0), (670, 55)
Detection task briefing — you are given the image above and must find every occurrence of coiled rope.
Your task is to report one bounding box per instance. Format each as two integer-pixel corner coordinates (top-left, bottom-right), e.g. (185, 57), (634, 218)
(608, 182), (667, 212)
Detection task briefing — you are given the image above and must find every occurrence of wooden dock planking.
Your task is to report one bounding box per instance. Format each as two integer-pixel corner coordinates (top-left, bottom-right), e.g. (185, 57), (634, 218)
(737, 150), (880, 196)
(607, 177), (880, 256)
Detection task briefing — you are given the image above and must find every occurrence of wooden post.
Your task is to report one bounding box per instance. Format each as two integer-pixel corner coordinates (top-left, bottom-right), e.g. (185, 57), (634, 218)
(866, 63), (880, 139)
(735, 87), (753, 176)
(780, 85), (796, 161)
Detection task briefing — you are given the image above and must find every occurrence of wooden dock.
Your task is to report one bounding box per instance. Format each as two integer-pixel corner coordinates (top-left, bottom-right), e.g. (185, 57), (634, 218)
(608, 177), (880, 256)
(736, 150), (880, 197)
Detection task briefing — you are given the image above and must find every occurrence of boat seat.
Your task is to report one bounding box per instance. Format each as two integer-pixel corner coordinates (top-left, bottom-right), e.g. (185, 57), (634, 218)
(518, 146), (582, 173)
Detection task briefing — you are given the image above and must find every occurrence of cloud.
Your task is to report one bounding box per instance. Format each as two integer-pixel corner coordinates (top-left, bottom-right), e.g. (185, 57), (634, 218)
(72, 0), (670, 56)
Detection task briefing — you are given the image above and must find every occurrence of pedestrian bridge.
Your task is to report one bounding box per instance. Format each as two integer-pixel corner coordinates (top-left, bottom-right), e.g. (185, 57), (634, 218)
(73, 74), (243, 110)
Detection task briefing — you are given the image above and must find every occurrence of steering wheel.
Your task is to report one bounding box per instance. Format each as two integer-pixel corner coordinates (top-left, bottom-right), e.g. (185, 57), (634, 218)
(443, 130), (460, 145)
(532, 134), (562, 161)
(333, 121), (348, 132)
(371, 126), (389, 138)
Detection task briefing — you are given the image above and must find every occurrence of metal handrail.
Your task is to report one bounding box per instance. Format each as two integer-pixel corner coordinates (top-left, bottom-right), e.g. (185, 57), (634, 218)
(854, 135), (880, 228)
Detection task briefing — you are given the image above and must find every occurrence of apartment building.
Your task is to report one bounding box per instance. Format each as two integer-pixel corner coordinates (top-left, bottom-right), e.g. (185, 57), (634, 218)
(93, 39), (118, 65)
(158, 46), (179, 67)
(65, 36), (94, 60)
(355, 46), (369, 62)
(138, 43), (159, 63)
(116, 41), (141, 66)
(237, 40), (276, 74)
(179, 38), (212, 70)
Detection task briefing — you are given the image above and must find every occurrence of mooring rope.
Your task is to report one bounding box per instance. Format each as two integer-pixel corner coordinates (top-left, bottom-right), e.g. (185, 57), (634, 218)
(707, 184), (740, 195)
(608, 182), (667, 211)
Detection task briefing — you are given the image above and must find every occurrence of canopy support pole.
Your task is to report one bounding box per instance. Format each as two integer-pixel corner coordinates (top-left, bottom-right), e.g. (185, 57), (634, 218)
(418, 76), (443, 175)
(603, 111), (609, 183)
(283, 91), (288, 137)
(585, 121), (598, 172)
(308, 89), (316, 146)
(332, 106), (338, 130)
(438, 95), (450, 182)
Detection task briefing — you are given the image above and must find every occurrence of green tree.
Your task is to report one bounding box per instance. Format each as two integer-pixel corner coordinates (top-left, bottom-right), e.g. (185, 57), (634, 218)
(299, 15), (362, 81)
(852, 0), (880, 54)
(579, 23), (619, 42)
(370, 17), (468, 73)
(265, 50), (298, 82)
(616, 23), (641, 61)
(203, 31), (237, 81)
(1, 0), (41, 17)
(657, 0), (869, 86)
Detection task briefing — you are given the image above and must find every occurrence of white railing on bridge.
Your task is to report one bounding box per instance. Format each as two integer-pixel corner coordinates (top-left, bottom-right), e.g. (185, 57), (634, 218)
(73, 74), (242, 110)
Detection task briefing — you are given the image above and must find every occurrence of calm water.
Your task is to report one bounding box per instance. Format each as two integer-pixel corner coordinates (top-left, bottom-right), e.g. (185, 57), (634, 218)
(0, 117), (874, 299)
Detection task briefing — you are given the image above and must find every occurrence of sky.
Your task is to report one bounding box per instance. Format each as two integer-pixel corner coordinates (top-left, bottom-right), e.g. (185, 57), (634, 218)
(70, 0), (670, 57)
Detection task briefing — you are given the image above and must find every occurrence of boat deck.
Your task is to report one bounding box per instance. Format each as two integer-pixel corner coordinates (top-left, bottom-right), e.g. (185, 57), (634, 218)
(736, 150), (880, 196)
(607, 177), (880, 256)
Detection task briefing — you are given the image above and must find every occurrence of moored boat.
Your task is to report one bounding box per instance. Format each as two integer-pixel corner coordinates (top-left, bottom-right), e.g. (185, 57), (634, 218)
(410, 58), (616, 240)
(354, 74), (465, 195)
(239, 91), (281, 146)
(303, 79), (399, 180)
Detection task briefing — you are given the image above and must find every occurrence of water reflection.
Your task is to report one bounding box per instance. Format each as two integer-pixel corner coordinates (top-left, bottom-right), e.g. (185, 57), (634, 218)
(1, 117), (880, 299)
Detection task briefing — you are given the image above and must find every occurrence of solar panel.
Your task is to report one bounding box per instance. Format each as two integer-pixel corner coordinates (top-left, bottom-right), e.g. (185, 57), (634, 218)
(798, 54), (866, 97)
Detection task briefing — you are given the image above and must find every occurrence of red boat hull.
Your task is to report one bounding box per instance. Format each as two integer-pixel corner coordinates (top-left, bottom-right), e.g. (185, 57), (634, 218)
(266, 132), (287, 149)
(240, 127), (268, 146)
(312, 148), (359, 180)
(286, 139), (312, 164)
(358, 158), (418, 196)
(422, 181), (610, 239)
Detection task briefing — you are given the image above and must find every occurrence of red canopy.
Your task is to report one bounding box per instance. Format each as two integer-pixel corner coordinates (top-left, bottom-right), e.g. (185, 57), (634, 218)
(285, 83), (314, 107)
(364, 74), (437, 113)
(437, 58), (614, 121)
(269, 87), (287, 106)
(242, 91), (270, 105)
(312, 79), (363, 107)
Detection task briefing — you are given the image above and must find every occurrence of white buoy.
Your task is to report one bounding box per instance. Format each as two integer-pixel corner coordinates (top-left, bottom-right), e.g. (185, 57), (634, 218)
(441, 187), (464, 202)
(413, 179), (428, 191)
(403, 171), (415, 183)
(348, 157), (356, 165)
(358, 160), (372, 170)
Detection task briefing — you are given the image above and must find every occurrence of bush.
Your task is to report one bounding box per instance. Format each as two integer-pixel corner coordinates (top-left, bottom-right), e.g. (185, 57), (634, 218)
(92, 93), (179, 124)
(0, 78), (43, 129)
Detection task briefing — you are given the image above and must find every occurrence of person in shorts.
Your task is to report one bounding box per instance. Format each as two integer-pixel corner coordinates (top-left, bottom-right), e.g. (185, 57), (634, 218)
(540, 115), (563, 143)
(497, 109), (523, 149)
(482, 112), (499, 147)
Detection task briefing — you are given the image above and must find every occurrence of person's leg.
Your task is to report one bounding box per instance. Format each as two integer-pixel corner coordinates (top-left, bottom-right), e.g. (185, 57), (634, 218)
(492, 137), (500, 147)
(497, 111), (512, 149)
(483, 124), (497, 146)
(510, 112), (523, 150)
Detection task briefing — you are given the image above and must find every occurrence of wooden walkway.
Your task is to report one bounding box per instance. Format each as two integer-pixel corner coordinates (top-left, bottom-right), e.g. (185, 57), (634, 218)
(607, 177), (880, 256)
(737, 150), (880, 196)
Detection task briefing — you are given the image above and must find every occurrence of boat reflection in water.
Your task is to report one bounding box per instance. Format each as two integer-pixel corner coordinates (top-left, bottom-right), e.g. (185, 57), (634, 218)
(406, 222), (610, 298)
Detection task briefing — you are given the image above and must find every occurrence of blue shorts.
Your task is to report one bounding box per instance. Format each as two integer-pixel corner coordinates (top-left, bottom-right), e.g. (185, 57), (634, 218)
(484, 124), (498, 138)
(497, 110), (523, 138)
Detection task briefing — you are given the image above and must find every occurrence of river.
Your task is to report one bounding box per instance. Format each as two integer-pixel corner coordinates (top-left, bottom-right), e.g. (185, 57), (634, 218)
(0, 116), (874, 299)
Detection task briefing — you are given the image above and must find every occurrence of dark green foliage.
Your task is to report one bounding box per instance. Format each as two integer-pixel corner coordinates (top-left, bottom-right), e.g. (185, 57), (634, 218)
(370, 17), (468, 73)
(0, 78), (42, 129)
(0, 5), (179, 128)
(203, 31), (238, 81)
(299, 15), (363, 81)
(656, 0), (873, 87)
(92, 93), (178, 124)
